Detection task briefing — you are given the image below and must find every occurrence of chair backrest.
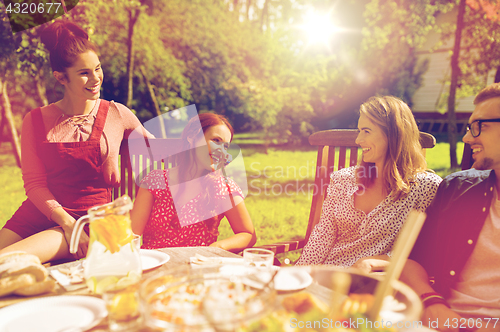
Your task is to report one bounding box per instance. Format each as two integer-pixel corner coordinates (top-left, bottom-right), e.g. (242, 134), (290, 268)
(461, 143), (473, 170)
(305, 129), (436, 243)
(113, 138), (182, 200)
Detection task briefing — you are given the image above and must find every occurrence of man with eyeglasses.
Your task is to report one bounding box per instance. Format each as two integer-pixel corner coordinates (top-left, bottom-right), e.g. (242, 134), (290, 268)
(401, 83), (500, 331)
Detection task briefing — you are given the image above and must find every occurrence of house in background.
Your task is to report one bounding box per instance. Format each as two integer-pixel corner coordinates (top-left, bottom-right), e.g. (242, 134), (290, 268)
(411, 9), (496, 135)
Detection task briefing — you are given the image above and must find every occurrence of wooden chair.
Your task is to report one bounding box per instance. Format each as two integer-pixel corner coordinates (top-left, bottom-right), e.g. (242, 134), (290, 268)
(254, 129), (436, 257)
(461, 143), (473, 170)
(113, 138), (182, 200)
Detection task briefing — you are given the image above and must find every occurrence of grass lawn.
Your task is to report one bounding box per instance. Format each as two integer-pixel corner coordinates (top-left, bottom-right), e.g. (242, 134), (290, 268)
(0, 136), (464, 262)
(0, 143), (26, 226)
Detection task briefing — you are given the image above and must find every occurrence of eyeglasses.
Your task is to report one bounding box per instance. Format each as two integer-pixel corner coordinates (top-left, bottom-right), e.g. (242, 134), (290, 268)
(467, 118), (500, 137)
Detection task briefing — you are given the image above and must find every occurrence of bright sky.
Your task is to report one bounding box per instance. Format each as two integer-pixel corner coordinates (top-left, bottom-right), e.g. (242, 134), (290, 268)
(300, 9), (338, 46)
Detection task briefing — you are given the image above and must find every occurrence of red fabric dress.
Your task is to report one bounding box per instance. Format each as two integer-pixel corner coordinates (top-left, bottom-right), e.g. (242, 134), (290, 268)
(140, 169), (244, 249)
(4, 101), (112, 238)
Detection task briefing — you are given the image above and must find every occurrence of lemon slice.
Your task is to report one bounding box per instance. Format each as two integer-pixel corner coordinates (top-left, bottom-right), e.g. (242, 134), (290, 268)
(87, 276), (97, 293)
(95, 276), (119, 294)
(116, 273), (140, 290)
(108, 291), (139, 320)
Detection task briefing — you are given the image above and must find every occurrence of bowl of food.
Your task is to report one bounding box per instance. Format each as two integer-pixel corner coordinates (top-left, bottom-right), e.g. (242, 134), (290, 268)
(311, 266), (421, 319)
(240, 266), (422, 332)
(140, 265), (277, 332)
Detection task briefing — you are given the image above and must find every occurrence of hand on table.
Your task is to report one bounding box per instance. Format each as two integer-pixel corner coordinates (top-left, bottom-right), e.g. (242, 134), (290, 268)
(208, 241), (224, 249)
(351, 255), (390, 274)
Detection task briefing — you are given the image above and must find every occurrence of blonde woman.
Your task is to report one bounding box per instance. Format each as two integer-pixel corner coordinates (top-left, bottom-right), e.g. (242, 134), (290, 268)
(296, 96), (442, 272)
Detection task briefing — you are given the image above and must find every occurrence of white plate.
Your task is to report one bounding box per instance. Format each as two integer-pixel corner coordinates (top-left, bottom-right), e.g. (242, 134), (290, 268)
(0, 296), (106, 332)
(274, 267), (313, 291)
(140, 249), (170, 271)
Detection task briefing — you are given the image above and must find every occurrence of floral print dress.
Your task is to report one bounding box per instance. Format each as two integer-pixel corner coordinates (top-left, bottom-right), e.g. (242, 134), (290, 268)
(140, 169), (243, 249)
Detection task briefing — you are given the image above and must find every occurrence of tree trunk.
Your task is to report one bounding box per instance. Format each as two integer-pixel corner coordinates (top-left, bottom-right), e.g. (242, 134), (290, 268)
(0, 78), (22, 167)
(260, 0), (269, 31)
(126, 9), (140, 108)
(35, 71), (48, 106)
(447, 0), (466, 170)
(246, 0), (251, 20)
(494, 66), (500, 83)
(60, 0), (68, 13)
(140, 66), (167, 138)
(0, 110), (6, 141)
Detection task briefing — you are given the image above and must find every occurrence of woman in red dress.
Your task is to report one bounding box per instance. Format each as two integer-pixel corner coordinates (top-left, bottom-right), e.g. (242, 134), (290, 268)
(131, 113), (256, 252)
(0, 21), (152, 263)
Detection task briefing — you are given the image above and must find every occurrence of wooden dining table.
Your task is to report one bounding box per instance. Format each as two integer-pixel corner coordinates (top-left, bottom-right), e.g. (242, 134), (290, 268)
(0, 247), (422, 332)
(0, 246), (245, 331)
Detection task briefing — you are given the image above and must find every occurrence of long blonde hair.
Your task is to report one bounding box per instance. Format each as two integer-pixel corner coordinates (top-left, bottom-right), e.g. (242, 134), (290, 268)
(356, 96), (427, 199)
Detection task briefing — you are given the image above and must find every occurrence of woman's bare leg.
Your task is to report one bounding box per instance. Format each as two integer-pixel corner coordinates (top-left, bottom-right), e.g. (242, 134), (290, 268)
(0, 228), (73, 263)
(0, 228), (23, 250)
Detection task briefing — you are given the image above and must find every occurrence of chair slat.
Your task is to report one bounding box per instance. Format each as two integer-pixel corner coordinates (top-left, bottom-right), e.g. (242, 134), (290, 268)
(327, 146), (336, 175)
(112, 138), (181, 201)
(419, 132), (436, 149)
(338, 147), (347, 170)
(349, 146), (358, 167)
(461, 143), (473, 170)
(128, 154), (136, 199)
(120, 154), (127, 199)
(306, 146), (327, 241)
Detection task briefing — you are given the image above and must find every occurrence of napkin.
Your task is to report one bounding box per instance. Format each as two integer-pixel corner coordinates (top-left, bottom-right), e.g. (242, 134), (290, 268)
(189, 254), (245, 267)
(48, 262), (87, 292)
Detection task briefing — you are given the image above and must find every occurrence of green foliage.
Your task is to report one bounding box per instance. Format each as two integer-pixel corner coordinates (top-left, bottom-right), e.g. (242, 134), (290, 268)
(58, 0), (316, 141)
(3, 0), (497, 145)
(0, 9), (19, 74)
(458, 0), (500, 89)
(378, 54), (430, 107)
(361, 0), (454, 102)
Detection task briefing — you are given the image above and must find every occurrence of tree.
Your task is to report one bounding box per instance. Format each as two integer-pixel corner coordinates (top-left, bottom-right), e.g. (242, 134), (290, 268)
(361, 0), (453, 102)
(7, 0), (453, 148)
(447, 0), (466, 170)
(460, 0), (500, 83)
(298, 0), (451, 129)
(435, 0), (500, 167)
(0, 10), (21, 166)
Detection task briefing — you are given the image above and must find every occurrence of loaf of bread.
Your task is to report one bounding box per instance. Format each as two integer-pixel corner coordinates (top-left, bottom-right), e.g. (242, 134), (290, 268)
(0, 252), (55, 298)
(14, 279), (56, 296)
(0, 273), (36, 297)
(0, 251), (41, 265)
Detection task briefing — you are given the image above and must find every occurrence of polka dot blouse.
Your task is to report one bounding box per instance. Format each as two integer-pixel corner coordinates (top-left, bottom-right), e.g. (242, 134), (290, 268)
(139, 169), (244, 249)
(295, 166), (442, 267)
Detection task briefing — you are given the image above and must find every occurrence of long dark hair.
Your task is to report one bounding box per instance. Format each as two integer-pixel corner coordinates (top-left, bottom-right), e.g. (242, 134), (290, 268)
(173, 113), (234, 228)
(40, 21), (98, 73)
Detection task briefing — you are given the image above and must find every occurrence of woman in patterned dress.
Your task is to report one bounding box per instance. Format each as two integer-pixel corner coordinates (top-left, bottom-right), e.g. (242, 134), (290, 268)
(131, 113), (256, 252)
(295, 96), (442, 272)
